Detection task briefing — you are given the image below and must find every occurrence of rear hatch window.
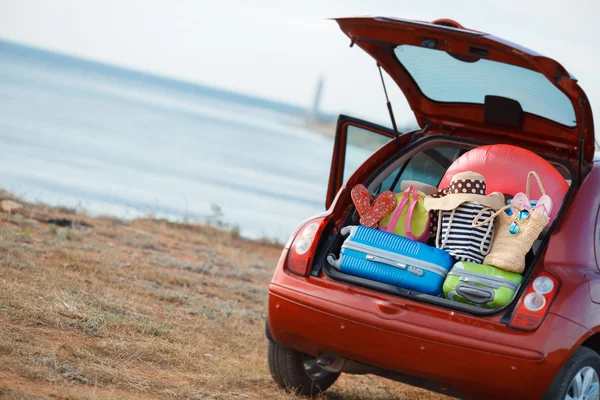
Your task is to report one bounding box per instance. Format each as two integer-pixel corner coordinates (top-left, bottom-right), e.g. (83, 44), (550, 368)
(394, 45), (577, 127)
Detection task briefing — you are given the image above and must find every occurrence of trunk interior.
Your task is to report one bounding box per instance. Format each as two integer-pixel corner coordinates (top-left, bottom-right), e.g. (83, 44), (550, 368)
(313, 135), (575, 317)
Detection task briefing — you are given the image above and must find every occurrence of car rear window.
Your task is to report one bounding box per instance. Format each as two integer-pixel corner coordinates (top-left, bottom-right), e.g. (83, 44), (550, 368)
(394, 45), (577, 127)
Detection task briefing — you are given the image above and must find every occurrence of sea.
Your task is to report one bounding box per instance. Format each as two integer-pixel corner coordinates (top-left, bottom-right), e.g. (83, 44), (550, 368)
(0, 40), (373, 241)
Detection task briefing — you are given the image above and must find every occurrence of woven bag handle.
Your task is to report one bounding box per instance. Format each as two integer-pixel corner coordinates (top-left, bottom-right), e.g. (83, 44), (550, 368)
(526, 171), (546, 198)
(471, 205), (515, 228)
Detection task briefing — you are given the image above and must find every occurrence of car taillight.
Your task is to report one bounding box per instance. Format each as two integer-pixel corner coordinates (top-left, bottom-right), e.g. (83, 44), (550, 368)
(508, 271), (560, 331)
(286, 217), (328, 276)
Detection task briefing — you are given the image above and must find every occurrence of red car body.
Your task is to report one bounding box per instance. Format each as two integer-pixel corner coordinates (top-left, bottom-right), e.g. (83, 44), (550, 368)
(267, 17), (599, 400)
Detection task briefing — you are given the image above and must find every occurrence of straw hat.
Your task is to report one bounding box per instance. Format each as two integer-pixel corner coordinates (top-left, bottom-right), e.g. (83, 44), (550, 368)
(424, 171), (505, 211)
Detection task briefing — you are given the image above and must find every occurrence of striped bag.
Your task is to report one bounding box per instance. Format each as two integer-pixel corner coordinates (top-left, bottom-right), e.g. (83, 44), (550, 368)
(435, 201), (495, 264)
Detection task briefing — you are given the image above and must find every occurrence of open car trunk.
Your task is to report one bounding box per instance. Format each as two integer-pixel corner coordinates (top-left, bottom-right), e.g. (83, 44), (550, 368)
(308, 16), (594, 318)
(314, 134), (576, 317)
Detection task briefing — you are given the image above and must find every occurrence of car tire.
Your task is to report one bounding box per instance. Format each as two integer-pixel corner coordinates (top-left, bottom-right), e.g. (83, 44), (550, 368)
(267, 341), (340, 396)
(543, 346), (600, 400)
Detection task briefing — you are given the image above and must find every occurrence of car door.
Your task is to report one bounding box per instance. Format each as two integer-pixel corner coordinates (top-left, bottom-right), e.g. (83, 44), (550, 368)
(596, 203), (600, 269)
(326, 115), (400, 209)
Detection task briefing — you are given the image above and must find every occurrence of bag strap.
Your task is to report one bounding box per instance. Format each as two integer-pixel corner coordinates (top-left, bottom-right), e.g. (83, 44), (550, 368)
(526, 171), (546, 198)
(435, 210), (443, 248)
(380, 189), (410, 233)
(479, 214), (496, 256)
(469, 206), (511, 255)
(437, 208), (456, 249)
(408, 186), (432, 241)
(438, 206), (498, 254)
(403, 185), (419, 240)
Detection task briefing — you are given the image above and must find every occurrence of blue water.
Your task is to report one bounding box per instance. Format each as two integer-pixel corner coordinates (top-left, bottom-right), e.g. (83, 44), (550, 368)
(0, 40), (363, 241)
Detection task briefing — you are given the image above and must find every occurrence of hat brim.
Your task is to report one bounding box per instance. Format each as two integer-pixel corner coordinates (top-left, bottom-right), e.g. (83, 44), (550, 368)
(399, 180), (438, 196)
(424, 192), (505, 211)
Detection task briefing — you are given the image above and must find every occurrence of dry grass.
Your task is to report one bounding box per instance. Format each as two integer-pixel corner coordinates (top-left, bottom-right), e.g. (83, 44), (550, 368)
(0, 198), (449, 400)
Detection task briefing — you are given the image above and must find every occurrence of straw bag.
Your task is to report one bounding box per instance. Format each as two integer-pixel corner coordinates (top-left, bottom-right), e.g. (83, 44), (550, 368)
(471, 206), (548, 273)
(506, 171), (553, 219)
(475, 172), (551, 273)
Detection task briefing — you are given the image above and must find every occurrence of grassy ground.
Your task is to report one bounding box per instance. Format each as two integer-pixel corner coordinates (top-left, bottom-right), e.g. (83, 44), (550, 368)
(0, 193), (450, 400)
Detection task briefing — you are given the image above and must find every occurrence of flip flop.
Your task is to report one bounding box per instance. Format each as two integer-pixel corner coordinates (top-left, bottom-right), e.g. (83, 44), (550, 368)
(532, 194), (553, 218)
(511, 192), (531, 210)
(360, 190), (396, 227)
(351, 184), (373, 220)
(351, 184), (397, 228)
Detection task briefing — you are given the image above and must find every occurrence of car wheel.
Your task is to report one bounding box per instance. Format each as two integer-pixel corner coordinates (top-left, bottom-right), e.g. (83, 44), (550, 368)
(267, 341), (340, 396)
(543, 347), (600, 400)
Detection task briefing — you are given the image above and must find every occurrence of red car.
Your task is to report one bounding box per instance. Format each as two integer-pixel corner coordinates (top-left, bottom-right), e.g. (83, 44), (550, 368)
(266, 17), (599, 400)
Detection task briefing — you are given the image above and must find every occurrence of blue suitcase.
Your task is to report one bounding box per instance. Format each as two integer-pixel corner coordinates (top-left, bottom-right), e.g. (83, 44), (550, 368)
(327, 225), (454, 296)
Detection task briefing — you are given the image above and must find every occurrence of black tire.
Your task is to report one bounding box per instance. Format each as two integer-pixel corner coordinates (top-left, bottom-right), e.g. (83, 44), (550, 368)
(267, 341), (340, 396)
(543, 346), (600, 400)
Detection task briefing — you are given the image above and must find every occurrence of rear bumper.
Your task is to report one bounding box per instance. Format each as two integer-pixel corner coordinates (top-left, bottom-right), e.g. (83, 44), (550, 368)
(268, 278), (589, 400)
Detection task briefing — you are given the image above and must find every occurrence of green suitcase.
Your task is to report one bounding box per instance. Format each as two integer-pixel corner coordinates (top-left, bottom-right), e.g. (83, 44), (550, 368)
(442, 261), (523, 309)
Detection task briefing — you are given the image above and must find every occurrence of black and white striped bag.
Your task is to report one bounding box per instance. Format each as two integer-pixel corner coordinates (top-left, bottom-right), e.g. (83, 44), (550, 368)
(435, 202), (495, 264)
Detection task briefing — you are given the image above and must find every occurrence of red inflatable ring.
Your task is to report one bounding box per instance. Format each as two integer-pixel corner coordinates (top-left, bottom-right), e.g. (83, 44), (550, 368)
(439, 144), (568, 223)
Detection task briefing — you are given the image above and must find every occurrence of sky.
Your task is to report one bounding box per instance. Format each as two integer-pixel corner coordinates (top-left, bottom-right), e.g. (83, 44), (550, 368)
(0, 0), (598, 129)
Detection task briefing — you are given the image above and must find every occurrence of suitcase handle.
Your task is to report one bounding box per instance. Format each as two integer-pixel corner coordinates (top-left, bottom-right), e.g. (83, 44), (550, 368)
(327, 254), (342, 269)
(365, 254), (407, 270)
(458, 276), (500, 289)
(456, 283), (495, 304)
(341, 226), (355, 236)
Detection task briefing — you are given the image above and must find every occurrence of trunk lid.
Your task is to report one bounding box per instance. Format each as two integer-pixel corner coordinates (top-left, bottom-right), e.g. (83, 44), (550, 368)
(334, 17), (595, 165)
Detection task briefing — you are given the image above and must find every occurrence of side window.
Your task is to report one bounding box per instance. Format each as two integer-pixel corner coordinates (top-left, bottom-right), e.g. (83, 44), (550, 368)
(327, 118), (397, 209)
(343, 125), (392, 184)
(378, 147), (463, 193)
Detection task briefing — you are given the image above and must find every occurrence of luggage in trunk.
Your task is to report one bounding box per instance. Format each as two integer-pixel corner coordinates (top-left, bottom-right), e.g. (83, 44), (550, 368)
(442, 261), (523, 309)
(327, 225), (454, 296)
